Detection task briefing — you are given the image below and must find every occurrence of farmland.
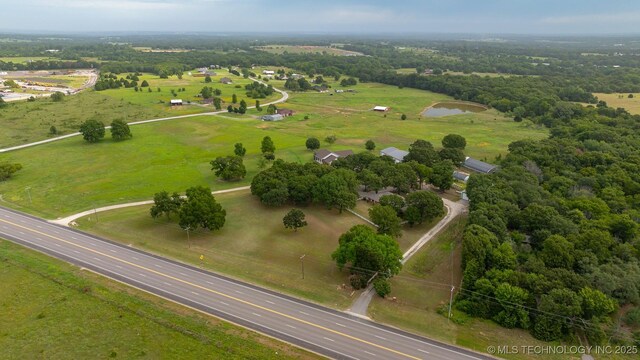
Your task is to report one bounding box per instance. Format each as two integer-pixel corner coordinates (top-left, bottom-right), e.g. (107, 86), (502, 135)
(593, 93), (640, 114)
(0, 78), (547, 218)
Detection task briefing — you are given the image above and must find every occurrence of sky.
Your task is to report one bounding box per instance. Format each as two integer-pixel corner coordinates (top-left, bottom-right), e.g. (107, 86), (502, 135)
(2, 0), (640, 35)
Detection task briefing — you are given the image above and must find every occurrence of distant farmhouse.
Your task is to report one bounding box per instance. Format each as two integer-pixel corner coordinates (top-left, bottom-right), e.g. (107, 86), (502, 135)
(373, 106), (390, 112)
(314, 149), (354, 165)
(261, 114), (284, 121)
(463, 157), (498, 174)
(220, 77), (233, 84)
(276, 109), (295, 117)
(380, 147), (408, 163)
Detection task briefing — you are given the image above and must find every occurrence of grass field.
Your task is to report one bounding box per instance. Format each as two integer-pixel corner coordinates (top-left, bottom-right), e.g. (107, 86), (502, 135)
(594, 93), (640, 114)
(0, 239), (318, 359)
(0, 79), (547, 217)
(0, 91), (170, 147)
(75, 190), (373, 308)
(73, 190), (441, 309)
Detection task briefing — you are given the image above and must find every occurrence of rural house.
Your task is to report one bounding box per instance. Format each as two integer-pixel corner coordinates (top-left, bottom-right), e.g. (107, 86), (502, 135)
(380, 147), (408, 163)
(261, 114), (284, 121)
(314, 149), (354, 165)
(276, 109), (295, 117)
(463, 157), (498, 174)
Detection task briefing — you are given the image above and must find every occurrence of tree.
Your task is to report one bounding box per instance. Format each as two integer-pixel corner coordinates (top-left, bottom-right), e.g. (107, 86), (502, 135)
(178, 186), (226, 232)
(239, 99), (247, 114)
(227, 105), (233, 113)
(540, 235), (574, 269)
(369, 204), (402, 238)
(579, 287), (616, 319)
(404, 139), (439, 166)
(266, 104), (277, 115)
(312, 169), (358, 213)
(373, 278), (391, 298)
(261, 136), (275, 154)
(255, 100), (262, 111)
(204, 75), (212, 83)
(110, 119), (132, 141)
(140, 80), (149, 87)
(379, 194), (405, 217)
(49, 125), (57, 135)
(365, 140), (376, 151)
(305, 137), (320, 150)
(332, 225), (403, 277)
(263, 152), (275, 161)
(359, 169), (383, 192)
(150, 191), (183, 219)
(232, 93), (238, 104)
(442, 134), (467, 149)
(430, 160), (454, 191)
(283, 209), (307, 232)
(493, 283), (530, 329)
(401, 114), (407, 120)
(0, 97), (6, 109)
(210, 155), (246, 181)
(234, 143), (246, 157)
(325, 135), (337, 144)
(438, 148), (465, 164)
(405, 191), (444, 225)
(79, 119), (105, 143)
(0, 162), (23, 181)
(50, 91), (65, 102)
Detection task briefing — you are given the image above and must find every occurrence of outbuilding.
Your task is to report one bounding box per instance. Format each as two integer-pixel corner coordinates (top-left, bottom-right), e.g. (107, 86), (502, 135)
(463, 157), (498, 174)
(380, 147), (408, 163)
(170, 99), (183, 106)
(261, 114), (284, 121)
(373, 106), (390, 112)
(453, 170), (470, 182)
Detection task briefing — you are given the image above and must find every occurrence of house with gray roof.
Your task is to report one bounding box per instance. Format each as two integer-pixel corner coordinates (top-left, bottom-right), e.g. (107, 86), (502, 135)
(380, 147), (409, 163)
(463, 157), (498, 174)
(314, 149), (354, 165)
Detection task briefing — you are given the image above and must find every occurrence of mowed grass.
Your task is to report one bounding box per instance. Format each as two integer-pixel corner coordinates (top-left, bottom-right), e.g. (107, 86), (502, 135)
(99, 69), (281, 114)
(0, 91), (170, 147)
(594, 93), (640, 114)
(0, 80), (547, 218)
(75, 190), (372, 308)
(0, 240), (319, 360)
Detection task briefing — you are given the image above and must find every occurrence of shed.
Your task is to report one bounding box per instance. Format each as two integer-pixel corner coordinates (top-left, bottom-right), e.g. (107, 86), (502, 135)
(170, 99), (183, 106)
(261, 114), (284, 121)
(380, 147), (408, 163)
(453, 170), (470, 182)
(463, 157), (497, 174)
(373, 106), (390, 112)
(262, 70), (275, 75)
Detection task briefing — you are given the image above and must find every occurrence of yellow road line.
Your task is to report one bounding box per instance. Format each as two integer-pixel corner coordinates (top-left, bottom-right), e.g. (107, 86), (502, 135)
(0, 218), (421, 360)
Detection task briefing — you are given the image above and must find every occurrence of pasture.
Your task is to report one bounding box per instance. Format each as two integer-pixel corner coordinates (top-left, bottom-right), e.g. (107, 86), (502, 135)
(593, 93), (640, 114)
(0, 78), (547, 217)
(74, 190), (439, 309)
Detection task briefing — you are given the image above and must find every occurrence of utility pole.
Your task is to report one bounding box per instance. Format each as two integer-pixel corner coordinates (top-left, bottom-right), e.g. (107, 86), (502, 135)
(94, 205), (99, 222)
(300, 254), (306, 279)
(25, 187), (32, 204)
(186, 227), (191, 248)
(448, 285), (455, 322)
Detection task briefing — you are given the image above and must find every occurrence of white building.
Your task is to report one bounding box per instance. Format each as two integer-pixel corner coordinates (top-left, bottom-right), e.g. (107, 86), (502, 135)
(262, 70), (275, 75)
(380, 147), (408, 163)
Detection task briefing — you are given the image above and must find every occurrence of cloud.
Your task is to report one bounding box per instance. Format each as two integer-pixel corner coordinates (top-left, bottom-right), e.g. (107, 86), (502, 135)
(42, 0), (181, 11)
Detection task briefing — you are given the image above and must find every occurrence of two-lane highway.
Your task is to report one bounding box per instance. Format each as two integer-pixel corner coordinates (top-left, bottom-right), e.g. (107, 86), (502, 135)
(0, 206), (492, 360)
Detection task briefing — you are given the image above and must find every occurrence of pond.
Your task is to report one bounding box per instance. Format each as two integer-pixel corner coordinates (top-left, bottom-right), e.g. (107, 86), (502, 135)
(423, 102), (486, 117)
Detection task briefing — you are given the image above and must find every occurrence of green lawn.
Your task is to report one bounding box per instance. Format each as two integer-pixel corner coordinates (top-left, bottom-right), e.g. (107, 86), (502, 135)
(0, 78), (547, 218)
(0, 240), (318, 360)
(74, 190), (373, 308)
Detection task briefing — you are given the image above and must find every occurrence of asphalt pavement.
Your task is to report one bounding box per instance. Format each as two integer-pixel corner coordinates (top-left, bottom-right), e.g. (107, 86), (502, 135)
(0, 206), (493, 360)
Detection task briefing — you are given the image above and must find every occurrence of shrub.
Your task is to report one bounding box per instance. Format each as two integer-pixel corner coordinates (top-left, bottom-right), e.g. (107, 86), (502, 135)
(373, 278), (391, 297)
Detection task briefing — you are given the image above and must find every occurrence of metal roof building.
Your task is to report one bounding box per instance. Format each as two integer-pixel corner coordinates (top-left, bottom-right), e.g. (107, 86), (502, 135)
(380, 147), (409, 163)
(463, 157), (498, 174)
